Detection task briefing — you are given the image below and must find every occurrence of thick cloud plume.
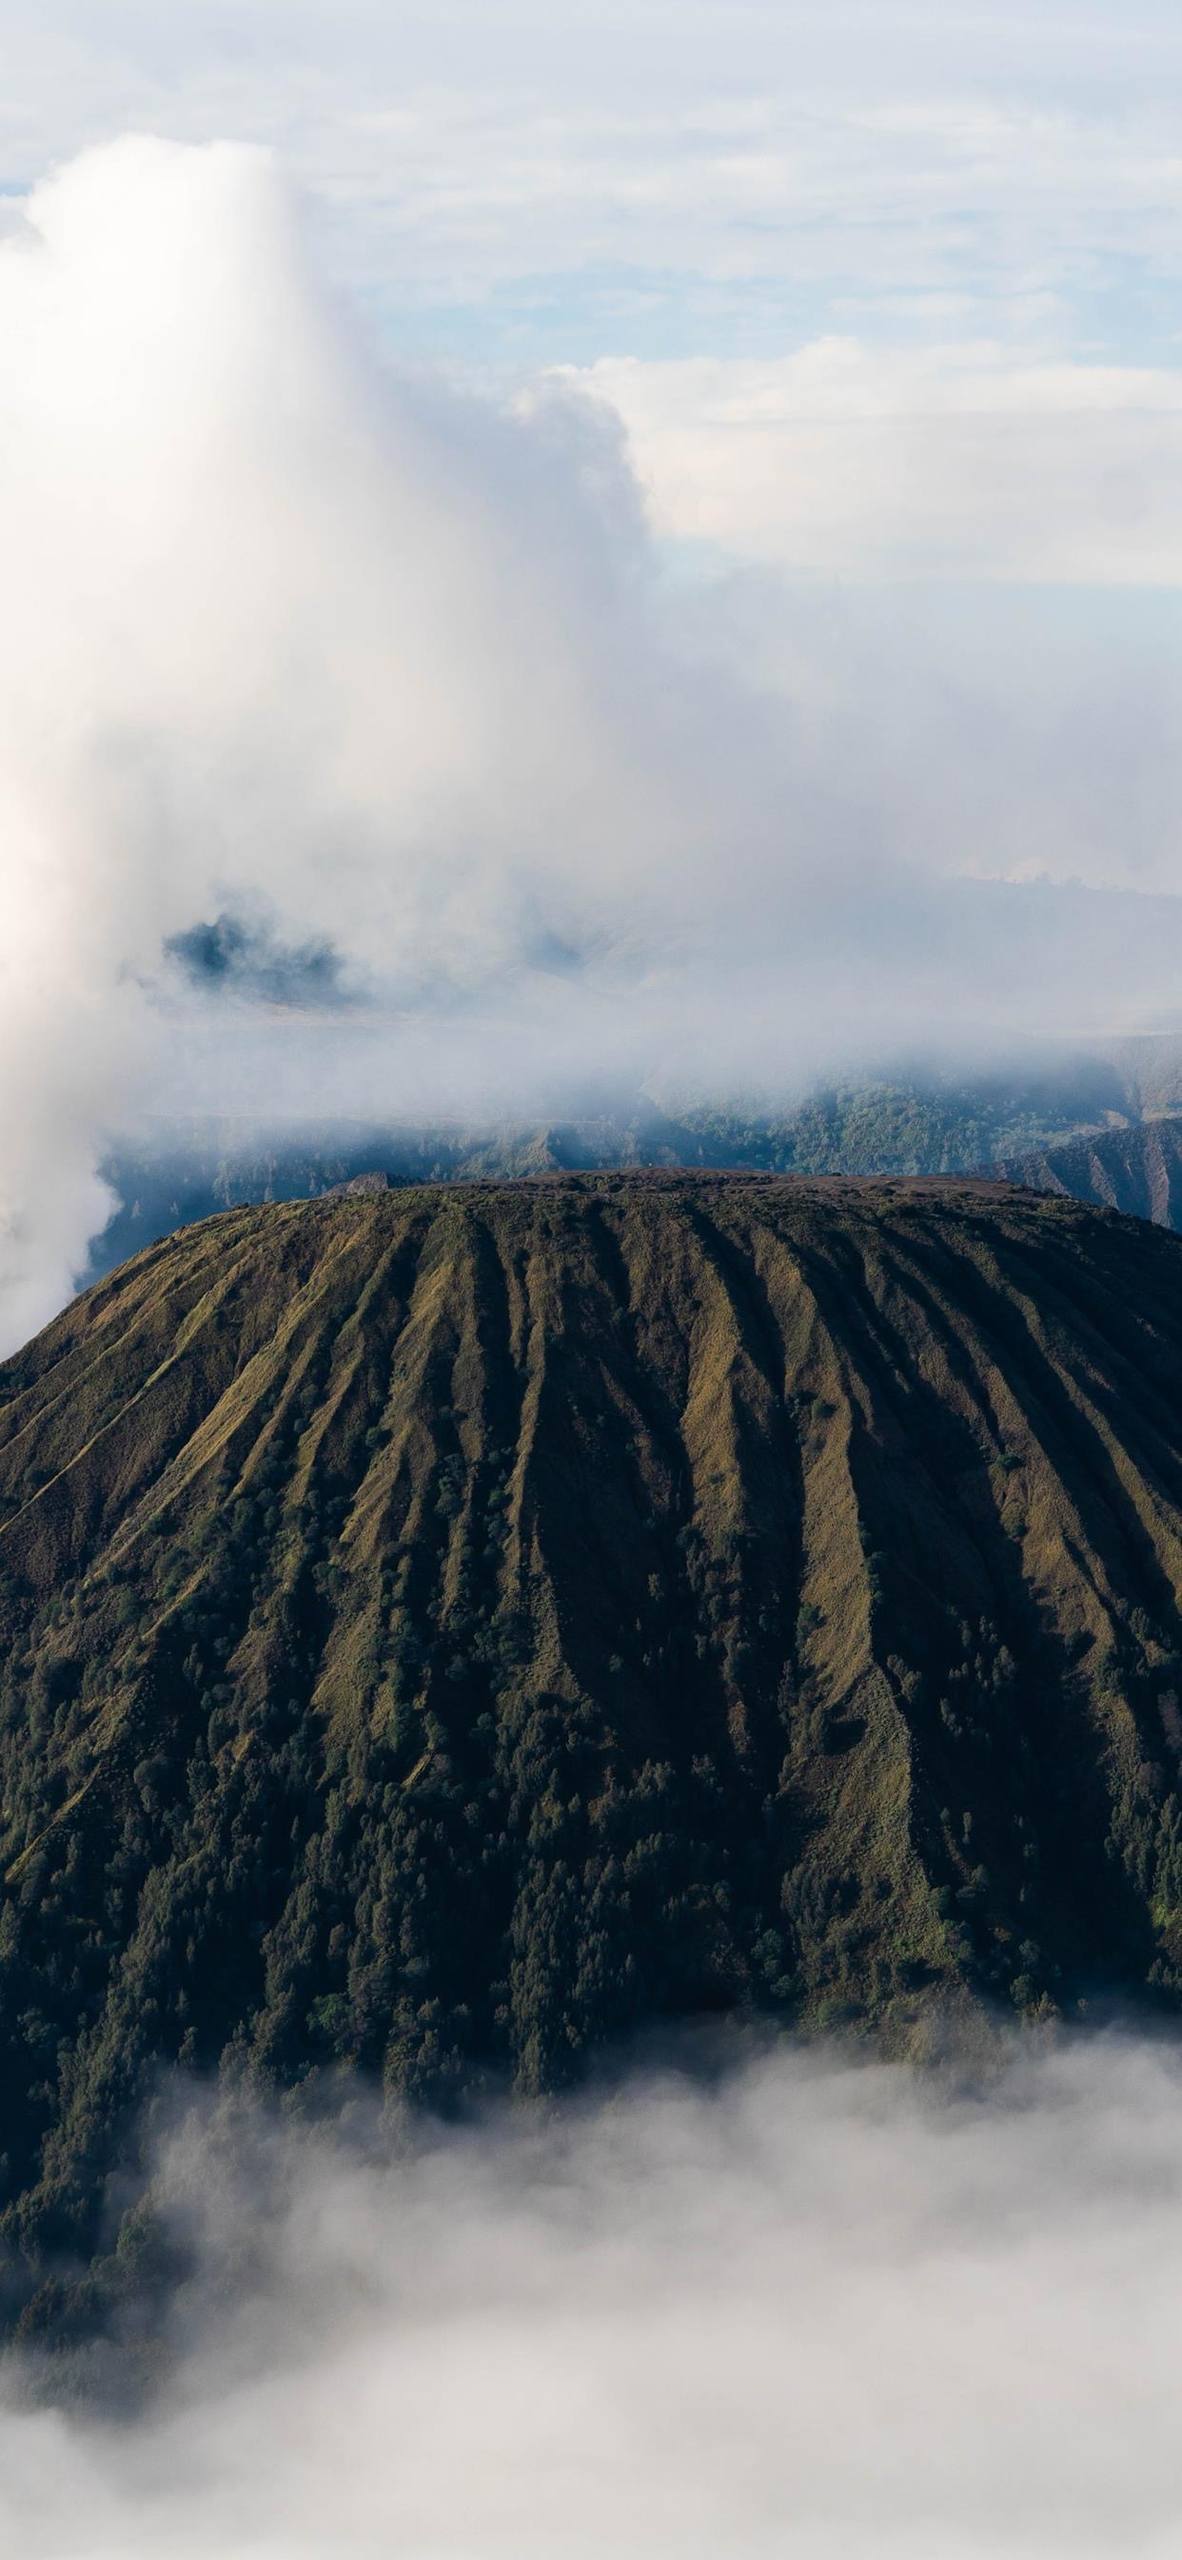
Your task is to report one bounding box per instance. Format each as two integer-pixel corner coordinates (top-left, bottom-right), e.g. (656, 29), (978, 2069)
(4, 2036), (1182, 2555)
(0, 134), (719, 1340)
(3, 135), (1182, 1351)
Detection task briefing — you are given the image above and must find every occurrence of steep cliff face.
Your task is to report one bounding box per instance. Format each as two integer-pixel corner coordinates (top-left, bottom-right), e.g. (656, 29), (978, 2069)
(4, 1174), (1182, 2321)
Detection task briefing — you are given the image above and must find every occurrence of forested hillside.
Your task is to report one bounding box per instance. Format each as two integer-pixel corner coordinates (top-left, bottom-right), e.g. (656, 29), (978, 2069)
(87, 1041), (1182, 1286)
(86, 1055), (1145, 1277)
(1001, 1115), (1182, 1228)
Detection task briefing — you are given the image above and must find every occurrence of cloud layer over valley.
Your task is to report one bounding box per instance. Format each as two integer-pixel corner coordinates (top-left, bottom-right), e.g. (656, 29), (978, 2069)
(4, 2037), (1182, 2558)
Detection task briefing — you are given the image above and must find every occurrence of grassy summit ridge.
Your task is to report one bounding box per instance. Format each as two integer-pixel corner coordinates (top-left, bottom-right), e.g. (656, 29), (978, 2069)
(3, 1172), (1182, 2320)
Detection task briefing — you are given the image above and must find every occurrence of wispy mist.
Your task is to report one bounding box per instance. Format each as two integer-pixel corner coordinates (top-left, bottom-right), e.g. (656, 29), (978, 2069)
(4, 2035), (1182, 2556)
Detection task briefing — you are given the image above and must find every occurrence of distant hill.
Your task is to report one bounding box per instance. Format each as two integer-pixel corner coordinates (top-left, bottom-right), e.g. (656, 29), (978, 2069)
(1087, 1035), (1182, 1121)
(1001, 1116), (1182, 1228)
(4, 1174), (1182, 2340)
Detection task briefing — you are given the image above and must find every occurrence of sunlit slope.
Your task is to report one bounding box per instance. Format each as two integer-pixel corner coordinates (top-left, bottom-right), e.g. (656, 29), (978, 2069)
(3, 1173), (1182, 2280)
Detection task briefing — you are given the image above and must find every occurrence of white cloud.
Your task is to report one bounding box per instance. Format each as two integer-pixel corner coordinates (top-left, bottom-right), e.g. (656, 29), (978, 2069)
(575, 343), (1182, 584)
(0, 135), (748, 1341)
(5, 2036), (1182, 2556)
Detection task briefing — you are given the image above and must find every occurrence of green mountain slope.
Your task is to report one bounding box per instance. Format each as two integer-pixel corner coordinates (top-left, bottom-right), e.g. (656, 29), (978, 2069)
(1002, 1115), (1182, 1229)
(4, 1174), (1182, 2330)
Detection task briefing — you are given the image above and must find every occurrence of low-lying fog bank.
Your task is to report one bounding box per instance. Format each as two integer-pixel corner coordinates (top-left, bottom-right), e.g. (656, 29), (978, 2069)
(3, 2033), (1182, 2556)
